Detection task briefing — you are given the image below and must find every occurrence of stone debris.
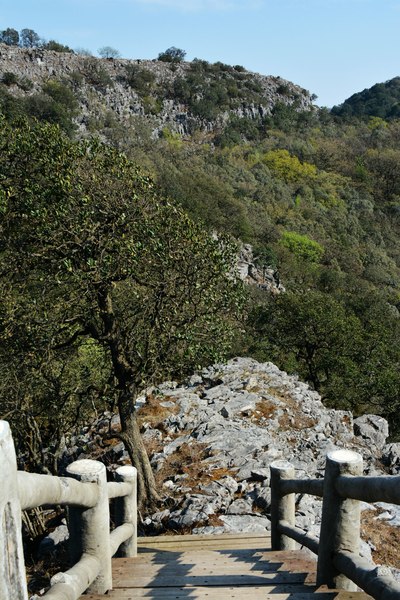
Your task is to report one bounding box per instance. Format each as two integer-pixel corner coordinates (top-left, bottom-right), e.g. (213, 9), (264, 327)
(43, 357), (399, 570)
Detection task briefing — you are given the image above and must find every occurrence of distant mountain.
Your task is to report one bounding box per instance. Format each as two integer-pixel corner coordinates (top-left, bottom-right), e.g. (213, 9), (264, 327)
(332, 77), (400, 119)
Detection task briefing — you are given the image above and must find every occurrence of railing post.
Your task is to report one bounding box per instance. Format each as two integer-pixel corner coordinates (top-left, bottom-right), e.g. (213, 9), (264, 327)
(115, 466), (137, 557)
(317, 449), (363, 590)
(270, 460), (296, 550)
(66, 459), (112, 594)
(0, 421), (29, 600)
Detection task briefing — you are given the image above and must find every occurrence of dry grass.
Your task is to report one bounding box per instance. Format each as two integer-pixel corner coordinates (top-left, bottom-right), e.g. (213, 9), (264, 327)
(361, 509), (400, 569)
(251, 399), (276, 424)
(154, 441), (234, 494)
(278, 411), (317, 430)
(136, 394), (180, 431)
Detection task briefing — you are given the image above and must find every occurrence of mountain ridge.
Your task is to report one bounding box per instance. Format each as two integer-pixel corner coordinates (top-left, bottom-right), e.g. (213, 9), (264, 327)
(0, 43), (314, 138)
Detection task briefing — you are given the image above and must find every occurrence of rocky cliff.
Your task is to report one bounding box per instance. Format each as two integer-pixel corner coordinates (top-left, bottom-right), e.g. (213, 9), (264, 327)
(0, 44), (314, 137)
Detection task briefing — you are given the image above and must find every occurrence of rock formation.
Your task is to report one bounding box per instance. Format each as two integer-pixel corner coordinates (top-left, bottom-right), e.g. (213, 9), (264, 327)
(0, 44), (314, 137)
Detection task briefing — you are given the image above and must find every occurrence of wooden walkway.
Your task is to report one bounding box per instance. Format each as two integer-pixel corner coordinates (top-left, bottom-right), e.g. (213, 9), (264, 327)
(82, 533), (372, 600)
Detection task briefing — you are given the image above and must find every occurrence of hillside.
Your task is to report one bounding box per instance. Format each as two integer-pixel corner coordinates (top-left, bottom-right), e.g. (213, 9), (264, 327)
(1, 44), (400, 456)
(332, 76), (400, 119)
(0, 44), (314, 138)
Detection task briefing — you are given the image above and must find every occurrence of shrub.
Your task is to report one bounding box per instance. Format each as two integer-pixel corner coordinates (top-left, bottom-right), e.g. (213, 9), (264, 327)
(2, 72), (18, 86)
(280, 231), (324, 263)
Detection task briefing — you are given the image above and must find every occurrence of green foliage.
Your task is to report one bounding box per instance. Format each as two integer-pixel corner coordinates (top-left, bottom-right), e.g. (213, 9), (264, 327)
(332, 77), (400, 120)
(125, 65), (156, 96)
(23, 80), (78, 135)
(248, 290), (400, 429)
(1, 72), (18, 86)
(262, 149), (317, 183)
(0, 28), (19, 46)
(158, 47), (186, 63)
(280, 231), (324, 263)
(20, 28), (40, 48)
(42, 40), (73, 53)
(0, 117), (244, 482)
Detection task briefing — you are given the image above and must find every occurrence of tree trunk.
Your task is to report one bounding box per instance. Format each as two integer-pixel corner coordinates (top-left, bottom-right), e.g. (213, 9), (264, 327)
(96, 286), (160, 511)
(118, 408), (160, 511)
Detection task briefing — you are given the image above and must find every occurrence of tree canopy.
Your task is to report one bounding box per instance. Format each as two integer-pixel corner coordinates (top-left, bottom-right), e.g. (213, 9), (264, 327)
(0, 116), (244, 505)
(158, 47), (186, 63)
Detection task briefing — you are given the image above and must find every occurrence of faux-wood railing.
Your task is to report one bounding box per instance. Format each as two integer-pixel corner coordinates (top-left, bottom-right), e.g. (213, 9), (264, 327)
(271, 449), (400, 599)
(0, 420), (137, 600)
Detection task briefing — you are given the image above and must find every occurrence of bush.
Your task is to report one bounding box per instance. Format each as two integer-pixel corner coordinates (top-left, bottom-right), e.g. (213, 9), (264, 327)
(2, 72), (18, 86)
(125, 65), (156, 95)
(158, 47), (186, 63)
(280, 231), (324, 263)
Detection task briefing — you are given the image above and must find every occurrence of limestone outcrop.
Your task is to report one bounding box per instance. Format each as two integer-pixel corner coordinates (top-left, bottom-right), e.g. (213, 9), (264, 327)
(0, 44), (314, 137)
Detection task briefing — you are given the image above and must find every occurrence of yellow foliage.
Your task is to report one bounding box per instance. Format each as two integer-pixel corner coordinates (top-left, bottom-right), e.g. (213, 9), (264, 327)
(262, 149), (317, 183)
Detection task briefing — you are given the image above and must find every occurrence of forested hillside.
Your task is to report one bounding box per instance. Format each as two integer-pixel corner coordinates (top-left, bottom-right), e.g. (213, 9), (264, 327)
(1, 42), (400, 485)
(332, 77), (400, 119)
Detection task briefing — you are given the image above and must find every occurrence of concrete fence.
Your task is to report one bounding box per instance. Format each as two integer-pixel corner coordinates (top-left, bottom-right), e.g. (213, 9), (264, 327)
(0, 420), (137, 600)
(271, 449), (400, 599)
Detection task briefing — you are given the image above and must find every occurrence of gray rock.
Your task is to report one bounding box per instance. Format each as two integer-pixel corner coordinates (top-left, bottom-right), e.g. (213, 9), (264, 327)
(382, 442), (400, 474)
(250, 468), (270, 482)
(38, 524), (69, 557)
(226, 498), (254, 515)
(220, 514), (271, 532)
(354, 414), (389, 449)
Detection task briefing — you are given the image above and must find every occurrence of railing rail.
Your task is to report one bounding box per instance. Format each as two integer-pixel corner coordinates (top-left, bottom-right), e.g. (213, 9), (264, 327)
(0, 420), (137, 600)
(270, 449), (400, 599)
(3, 416), (400, 600)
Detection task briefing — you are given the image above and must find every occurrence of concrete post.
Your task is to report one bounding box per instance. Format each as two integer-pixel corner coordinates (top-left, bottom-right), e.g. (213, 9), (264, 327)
(0, 420), (29, 600)
(114, 466), (137, 557)
(66, 459), (112, 594)
(317, 449), (363, 590)
(270, 460), (296, 550)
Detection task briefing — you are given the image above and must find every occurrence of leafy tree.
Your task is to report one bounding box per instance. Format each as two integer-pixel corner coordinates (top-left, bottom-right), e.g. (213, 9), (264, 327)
(125, 65), (156, 95)
(0, 28), (19, 46)
(98, 46), (121, 59)
(0, 117), (243, 507)
(249, 291), (362, 393)
(280, 231), (324, 263)
(262, 149), (317, 183)
(24, 80), (78, 135)
(42, 40), (73, 53)
(20, 28), (41, 48)
(158, 47), (186, 63)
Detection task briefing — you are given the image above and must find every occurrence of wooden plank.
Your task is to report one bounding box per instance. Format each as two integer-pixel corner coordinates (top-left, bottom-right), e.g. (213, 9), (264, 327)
(137, 541), (272, 551)
(83, 589), (372, 600)
(113, 549), (315, 564)
(112, 557), (317, 575)
(79, 538), (372, 600)
(137, 532), (271, 543)
(112, 570), (316, 587)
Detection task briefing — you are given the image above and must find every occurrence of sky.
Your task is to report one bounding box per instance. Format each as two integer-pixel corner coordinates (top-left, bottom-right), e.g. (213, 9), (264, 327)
(1, 0), (399, 107)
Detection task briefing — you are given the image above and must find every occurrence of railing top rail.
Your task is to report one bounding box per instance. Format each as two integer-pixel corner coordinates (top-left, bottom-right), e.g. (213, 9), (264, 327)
(336, 473), (400, 505)
(17, 471), (99, 511)
(280, 477), (324, 498)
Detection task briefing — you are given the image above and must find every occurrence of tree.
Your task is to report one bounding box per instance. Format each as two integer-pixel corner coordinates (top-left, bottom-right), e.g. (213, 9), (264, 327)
(0, 117), (243, 507)
(20, 28), (40, 48)
(42, 40), (73, 53)
(158, 47), (186, 63)
(98, 46), (121, 59)
(0, 28), (19, 46)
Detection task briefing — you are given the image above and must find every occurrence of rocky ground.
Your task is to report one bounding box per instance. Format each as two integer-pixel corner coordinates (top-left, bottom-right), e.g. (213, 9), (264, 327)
(41, 358), (400, 574)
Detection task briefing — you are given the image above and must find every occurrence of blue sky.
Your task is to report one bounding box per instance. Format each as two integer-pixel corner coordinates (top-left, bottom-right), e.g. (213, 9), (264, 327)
(1, 0), (399, 107)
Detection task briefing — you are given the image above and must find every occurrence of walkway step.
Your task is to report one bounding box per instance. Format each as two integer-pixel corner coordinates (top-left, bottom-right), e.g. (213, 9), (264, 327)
(82, 533), (372, 600)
